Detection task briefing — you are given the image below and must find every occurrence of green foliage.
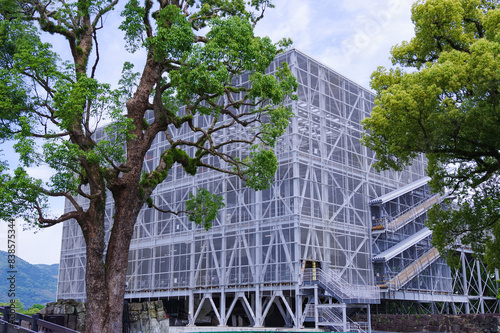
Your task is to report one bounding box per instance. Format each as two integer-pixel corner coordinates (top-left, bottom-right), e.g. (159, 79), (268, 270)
(249, 63), (297, 147)
(21, 304), (45, 315)
(0, 0), (297, 226)
(249, 63), (297, 104)
(186, 188), (225, 230)
(244, 147), (277, 191)
(0, 20), (58, 140)
(0, 300), (24, 312)
(43, 141), (83, 193)
(119, 0), (146, 53)
(0, 167), (47, 223)
(148, 5), (195, 61)
(13, 118), (38, 166)
(206, 16), (275, 73)
(53, 76), (114, 131)
(259, 106), (294, 146)
(0, 2), (295, 329)
(117, 62), (141, 102)
(0, 301), (46, 315)
(169, 45), (229, 108)
(363, 0), (500, 268)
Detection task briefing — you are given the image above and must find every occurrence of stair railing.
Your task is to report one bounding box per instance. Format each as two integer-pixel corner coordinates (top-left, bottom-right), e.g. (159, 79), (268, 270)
(386, 195), (440, 232)
(388, 247), (440, 290)
(302, 268), (380, 303)
(317, 307), (367, 333)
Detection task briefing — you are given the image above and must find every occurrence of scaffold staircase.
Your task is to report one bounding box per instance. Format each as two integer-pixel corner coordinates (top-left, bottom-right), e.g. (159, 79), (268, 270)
(304, 305), (368, 333)
(385, 194), (442, 232)
(385, 247), (441, 290)
(302, 268), (380, 304)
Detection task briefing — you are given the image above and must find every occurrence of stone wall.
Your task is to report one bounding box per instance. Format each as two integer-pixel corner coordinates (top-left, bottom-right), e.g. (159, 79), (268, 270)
(366, 314), (500, 333)
(39, 299), (169, 333)
(39, 299), (86, 332)
(126, 300), (169, 333)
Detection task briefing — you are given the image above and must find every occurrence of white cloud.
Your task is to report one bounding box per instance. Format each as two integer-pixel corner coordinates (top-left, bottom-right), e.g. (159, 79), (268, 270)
(255, 0), (313, 47)
(0, 219), (62, 265)
(256, 0), (416, 88)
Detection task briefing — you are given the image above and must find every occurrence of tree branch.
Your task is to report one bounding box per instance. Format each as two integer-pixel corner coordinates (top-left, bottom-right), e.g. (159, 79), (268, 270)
(37, 208), (82, 227)
(91, 25), (101, 79)
(91, 0), (119, 28)
(149, 202), (187, 215)
(143, 0), (154, 39)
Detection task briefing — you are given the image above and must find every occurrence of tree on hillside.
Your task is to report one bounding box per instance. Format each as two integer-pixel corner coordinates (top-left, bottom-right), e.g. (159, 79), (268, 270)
(0, 300), (24, 312)
(363, 0), (500, 268)
(0, 0), (297, 331)
(0, 301), (44, 315)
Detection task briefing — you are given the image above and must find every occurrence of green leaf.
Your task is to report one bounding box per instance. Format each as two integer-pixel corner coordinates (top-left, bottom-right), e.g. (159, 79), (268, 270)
(186, 188), (225, 230)
(244, 148), (277, 191)
(119, 0), (146, 53)
(364, 0), (500, 268)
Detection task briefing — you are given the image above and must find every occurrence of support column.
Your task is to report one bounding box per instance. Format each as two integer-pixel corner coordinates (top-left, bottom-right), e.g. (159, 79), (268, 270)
(342, 304), (347, 332)
(188, 290), (195, 326)
(476, 260), (485, 314)
(367, 304), (371, 333)
(220, 212), (227, 326)
(496, 269), (500, 313)
(255, 192), (263, 327)
(461, 251), (470, 314)
(219, 290), (226, 326)
(295, 285), (302, 329)
(255, 284), (262, 327)
(314, 286), (319, 329)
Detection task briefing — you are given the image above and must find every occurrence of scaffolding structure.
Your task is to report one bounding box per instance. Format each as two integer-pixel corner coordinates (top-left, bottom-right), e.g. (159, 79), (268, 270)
(57, 49), (498, 331)
(370, 179), (499, 315)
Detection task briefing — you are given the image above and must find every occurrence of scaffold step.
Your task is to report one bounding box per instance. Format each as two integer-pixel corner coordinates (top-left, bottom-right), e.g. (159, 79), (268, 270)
(386, 195), (441, 232)
(386, 247), (441, 290)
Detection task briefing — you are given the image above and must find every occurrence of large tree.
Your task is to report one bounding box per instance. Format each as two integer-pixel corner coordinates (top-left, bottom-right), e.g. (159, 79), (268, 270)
(363, 0), (500, 268)
(0, 0), (297, 331)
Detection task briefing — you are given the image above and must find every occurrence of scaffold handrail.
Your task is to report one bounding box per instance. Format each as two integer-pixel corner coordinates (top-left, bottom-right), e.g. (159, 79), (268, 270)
(302, 268), (380, 304)
(387, 247), (441, 290)
(386, 194), (442, 232)
(322, 307), (367, 333)
(305, 307), (367, 333)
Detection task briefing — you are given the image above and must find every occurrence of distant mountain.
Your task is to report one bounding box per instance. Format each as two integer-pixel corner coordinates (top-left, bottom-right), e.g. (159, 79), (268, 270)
(0, 251), (58, 308)
(34, 263), (59, 279)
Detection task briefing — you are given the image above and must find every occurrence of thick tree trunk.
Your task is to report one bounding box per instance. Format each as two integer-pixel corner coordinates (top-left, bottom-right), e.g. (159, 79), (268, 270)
(83, 184), (143, 333)
(81, 43), (157, 333)
(84, 220), (108, 332)
(81, 192), (108, 332)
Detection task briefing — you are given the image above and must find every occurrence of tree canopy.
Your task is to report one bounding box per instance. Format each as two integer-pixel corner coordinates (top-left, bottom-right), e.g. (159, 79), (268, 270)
(363, 0), (500, 268)
(0, 0), (297, 331)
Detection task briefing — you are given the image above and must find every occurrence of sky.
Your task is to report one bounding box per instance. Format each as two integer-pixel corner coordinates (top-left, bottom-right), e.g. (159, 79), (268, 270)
(0, 0), (417, 265)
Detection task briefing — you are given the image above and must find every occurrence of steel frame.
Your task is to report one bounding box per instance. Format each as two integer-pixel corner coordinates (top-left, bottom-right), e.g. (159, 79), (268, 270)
(57, 50), (498, 330)
(371, 182), (499, 316)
